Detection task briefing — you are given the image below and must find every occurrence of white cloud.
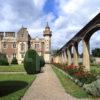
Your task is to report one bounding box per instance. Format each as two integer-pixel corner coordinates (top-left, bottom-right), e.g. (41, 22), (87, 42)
(28, 12), (55, 38)
(52, 0), (100, 50)
(0, 0), (100, 50)
(67, 25), (81, 31)
(33, 0), (47, 10)
(53, 16), (67, 29)
(88, 10), (100, 20)
(62, 0), (85, 14)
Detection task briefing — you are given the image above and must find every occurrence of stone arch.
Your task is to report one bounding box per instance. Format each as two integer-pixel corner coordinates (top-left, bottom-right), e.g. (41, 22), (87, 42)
(82, 24), (100, 70)
(83, 24), (100, 41)
(53, 13), (100, 71)
(78, 41), (83, 65)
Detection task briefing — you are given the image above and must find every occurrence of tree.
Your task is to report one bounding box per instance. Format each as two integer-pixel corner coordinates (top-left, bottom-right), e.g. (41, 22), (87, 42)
(40, 56), (45, 67)
(11, 57), (18, 64)
(92, 48), (100, 57)
(0, 53), (9, 65)
(52, 49), (59, 55)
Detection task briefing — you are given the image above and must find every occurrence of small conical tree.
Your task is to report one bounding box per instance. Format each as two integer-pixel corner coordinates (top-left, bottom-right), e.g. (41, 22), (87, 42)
(0, 53), (9, 65)
(11, 57), (18, 64)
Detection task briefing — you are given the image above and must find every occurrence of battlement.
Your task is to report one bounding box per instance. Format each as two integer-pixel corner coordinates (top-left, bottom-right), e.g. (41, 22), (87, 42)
(0, 32), (4, 36)
(0, 32), (15, 38)
(5, 32), (15, 37)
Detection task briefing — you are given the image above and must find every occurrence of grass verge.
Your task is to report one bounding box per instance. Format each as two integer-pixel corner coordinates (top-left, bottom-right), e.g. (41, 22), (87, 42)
(52, 65), (91, 98)
(0, 74), (36, 100)
(0, 65), (25, 72)
(91, 66), (100, 75)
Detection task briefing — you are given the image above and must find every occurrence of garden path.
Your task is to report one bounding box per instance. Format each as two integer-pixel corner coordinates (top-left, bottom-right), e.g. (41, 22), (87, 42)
(22, 64), (76, 100)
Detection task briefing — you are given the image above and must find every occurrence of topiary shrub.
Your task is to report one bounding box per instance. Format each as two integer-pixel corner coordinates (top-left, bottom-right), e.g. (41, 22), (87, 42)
(0, 53), (9, 66)
(35, 53), (41, 73)
(11, 57), (18, 64)
(24, 49), (41, 74)
(83, 80), (100, 96)
(40, 56), (45, 67)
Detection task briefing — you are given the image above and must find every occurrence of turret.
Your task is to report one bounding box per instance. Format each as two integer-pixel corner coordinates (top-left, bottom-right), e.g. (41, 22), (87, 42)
(43, 22), (52, 63)
(43, 22), (52, 37)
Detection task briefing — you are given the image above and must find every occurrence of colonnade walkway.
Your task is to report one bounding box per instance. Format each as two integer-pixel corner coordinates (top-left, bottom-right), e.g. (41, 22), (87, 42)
(22, 64), (76, 100)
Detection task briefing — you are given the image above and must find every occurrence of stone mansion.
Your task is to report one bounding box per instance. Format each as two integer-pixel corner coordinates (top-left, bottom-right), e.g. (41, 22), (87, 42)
(0, 23), (52, 64)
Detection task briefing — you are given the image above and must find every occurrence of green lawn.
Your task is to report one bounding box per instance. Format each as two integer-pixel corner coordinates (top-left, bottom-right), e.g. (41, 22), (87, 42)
(0, 65), (25, 72)
(52, 65), (91, 98)
(0, 74), (36, 100)
(91, 66), (100, 75)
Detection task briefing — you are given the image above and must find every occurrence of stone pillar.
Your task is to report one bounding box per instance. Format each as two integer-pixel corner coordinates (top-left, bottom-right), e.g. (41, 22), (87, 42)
(73, 43), (78, 66)
(63, 50), (68, 64)
(67, 47), (72, 65)
(60, 54), (63, 64)
(83, 39), (90, 71)
(55, 56), (57, 63)
(58, 55), (61, 64)
(57, 55), (60, 64)
(57, 56), (59, 63)
(61, 52), (64, 64)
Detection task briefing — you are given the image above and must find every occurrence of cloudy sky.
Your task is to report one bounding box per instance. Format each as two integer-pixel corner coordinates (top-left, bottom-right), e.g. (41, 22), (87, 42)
(0, 0), (100, 51)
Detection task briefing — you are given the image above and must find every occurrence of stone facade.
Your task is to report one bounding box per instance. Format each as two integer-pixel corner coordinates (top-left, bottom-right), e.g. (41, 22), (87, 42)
(0, 24), (52, 64)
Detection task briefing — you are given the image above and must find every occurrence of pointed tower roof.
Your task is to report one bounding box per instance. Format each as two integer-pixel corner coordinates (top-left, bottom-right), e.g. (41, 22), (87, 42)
(43, 22), (52, 37)
(45, 22), (50, 29)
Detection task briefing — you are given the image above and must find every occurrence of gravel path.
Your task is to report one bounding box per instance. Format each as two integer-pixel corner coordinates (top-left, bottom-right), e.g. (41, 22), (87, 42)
(22, 64), (76, 100)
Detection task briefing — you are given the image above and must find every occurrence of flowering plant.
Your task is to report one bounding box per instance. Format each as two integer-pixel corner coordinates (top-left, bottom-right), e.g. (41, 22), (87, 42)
(65, 63), (78, 76)
(74, 66), (96, 84)
(53, 63), (96, 84)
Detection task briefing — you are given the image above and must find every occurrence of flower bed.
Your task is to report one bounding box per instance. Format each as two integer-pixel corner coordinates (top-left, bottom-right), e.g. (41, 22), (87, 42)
(53, 63), (100, 97)
(53, 63), (97, 85)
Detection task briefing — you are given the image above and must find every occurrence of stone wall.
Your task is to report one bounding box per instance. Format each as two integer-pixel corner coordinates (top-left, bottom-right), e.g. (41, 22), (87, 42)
(94, 57), (100, 64)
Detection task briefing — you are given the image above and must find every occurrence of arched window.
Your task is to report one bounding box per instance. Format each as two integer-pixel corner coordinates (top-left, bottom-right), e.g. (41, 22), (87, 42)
(21, 43), (25, 51)
(35, 43), (39, 49)
(21, 34), (24, 38)
(3, 42), (7, 48)
(13, 42), (16, 48)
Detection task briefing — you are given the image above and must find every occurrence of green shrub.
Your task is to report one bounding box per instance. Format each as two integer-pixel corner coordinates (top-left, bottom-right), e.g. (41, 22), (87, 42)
(90, 57), (95, 64)
(24, 49), (41, 74)
(83, 80), (100, 96)
(40, 56), (45, 67)
(0, 53), (9, 65)
(11, 57), (18, 64)
(36, 53), (41, 73)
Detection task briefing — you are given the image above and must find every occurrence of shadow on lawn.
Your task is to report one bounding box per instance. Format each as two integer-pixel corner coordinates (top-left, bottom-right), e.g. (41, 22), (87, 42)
(0, 81), (28, 97)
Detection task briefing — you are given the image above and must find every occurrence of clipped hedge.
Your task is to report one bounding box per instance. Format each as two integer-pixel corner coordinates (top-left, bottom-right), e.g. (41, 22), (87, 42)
(24, 49), (41, 74)
(40, 56), (45, 67)
(0, 53), (9, 65)
(11, 57), (18, 64)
